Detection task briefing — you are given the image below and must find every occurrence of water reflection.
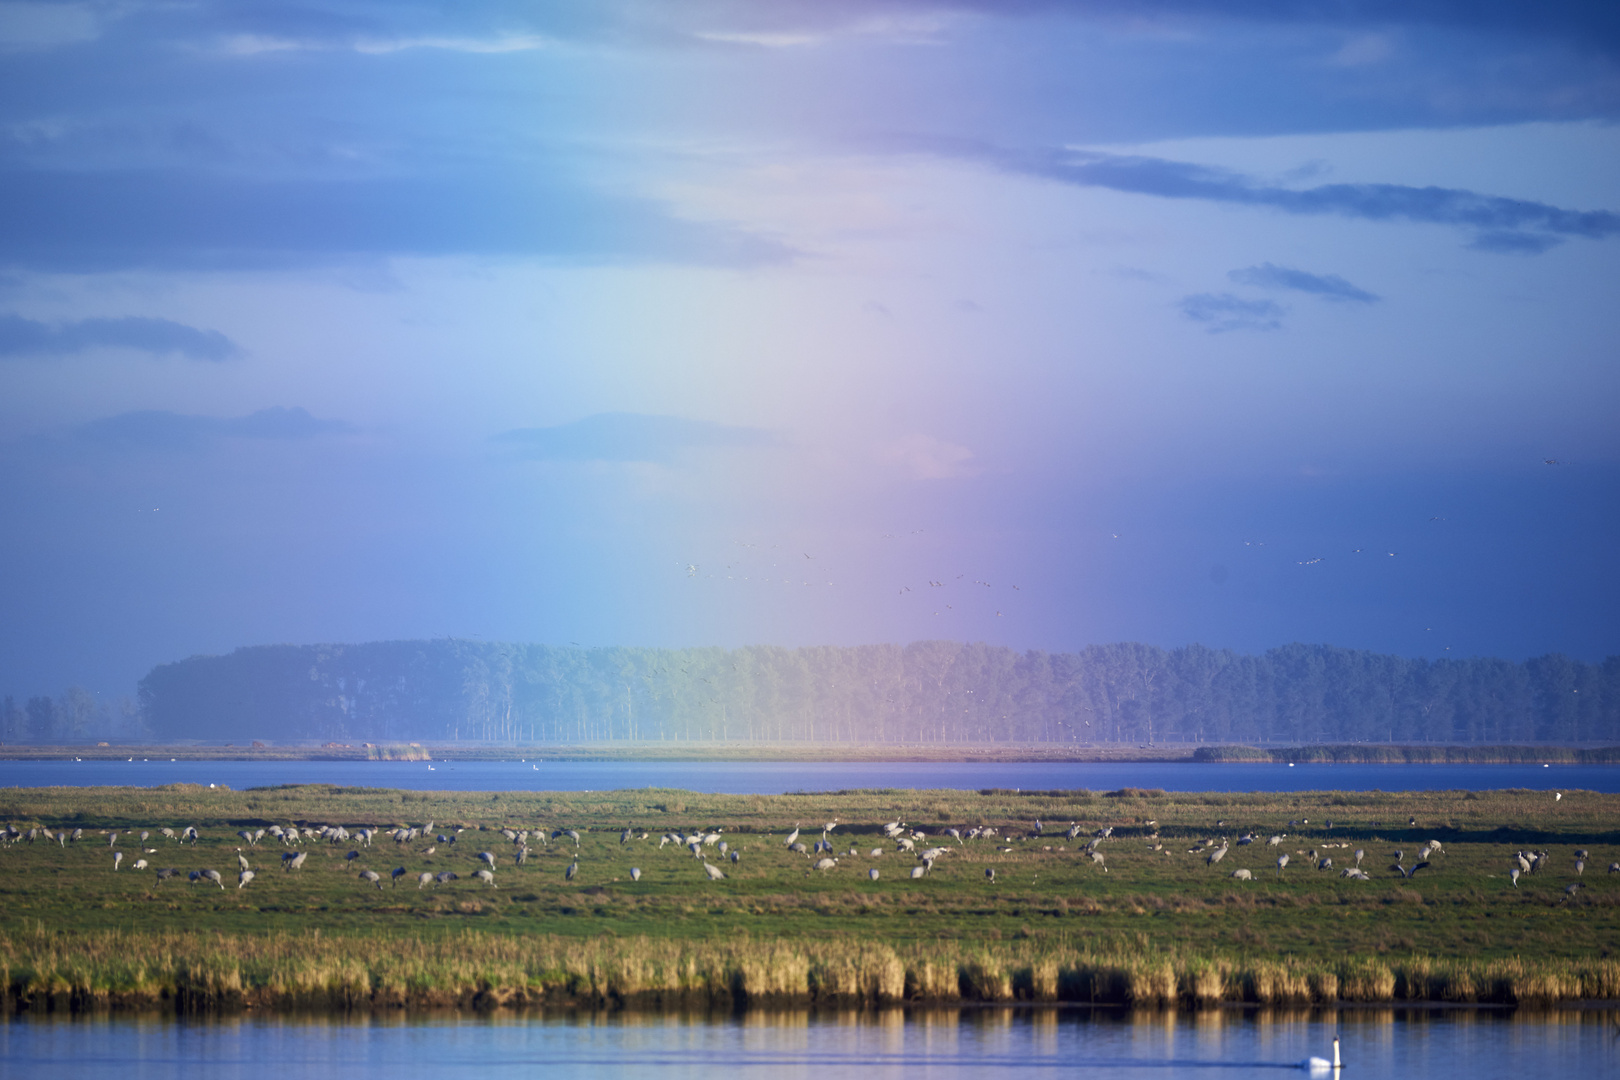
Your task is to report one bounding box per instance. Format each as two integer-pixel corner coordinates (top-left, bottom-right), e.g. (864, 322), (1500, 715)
(3, 1005), (1616, 1078)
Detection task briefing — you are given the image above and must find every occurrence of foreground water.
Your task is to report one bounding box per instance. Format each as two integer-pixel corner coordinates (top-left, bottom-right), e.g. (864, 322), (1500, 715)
(2, 1006), (1615, 1079)
(0, 758), (1615, 793)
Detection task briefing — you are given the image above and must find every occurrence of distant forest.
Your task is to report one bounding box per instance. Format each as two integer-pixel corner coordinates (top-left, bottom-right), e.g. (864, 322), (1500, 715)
(131, 640), (1620, 746)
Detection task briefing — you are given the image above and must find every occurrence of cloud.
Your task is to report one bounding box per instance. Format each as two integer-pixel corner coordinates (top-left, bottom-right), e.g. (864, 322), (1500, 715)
(1179, 293), (1285, 332)
(1228, 263), (1379, 303)
(77, 406), (355, 450)
(0, 169), (796, 272)
(0, 314), (239, 360)
(1468, 230), (1564, 255)
(882, 433), (979, 480)
(495, 413), (772, 464)
(999, 148), (1620, 253)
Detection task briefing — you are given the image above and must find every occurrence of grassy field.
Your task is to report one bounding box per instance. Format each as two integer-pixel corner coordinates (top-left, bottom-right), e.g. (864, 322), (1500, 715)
(0, 783), (1615, 1012)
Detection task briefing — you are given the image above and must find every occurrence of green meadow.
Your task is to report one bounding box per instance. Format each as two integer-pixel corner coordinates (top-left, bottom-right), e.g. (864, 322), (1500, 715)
(1, 784), (1615, 1012)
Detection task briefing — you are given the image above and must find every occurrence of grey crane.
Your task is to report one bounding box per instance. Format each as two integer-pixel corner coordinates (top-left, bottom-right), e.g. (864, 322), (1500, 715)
(784, 825), (801, 847)
(359, 870), (383, 889)
(630, 867), (641, 881)
(1276, 854), (1290, 877)
(155, 867), (177, 882)
(984, 868), (995, 882)
(565, 861), (578, 881)
(478, 851), (497, 868)
(113, 851), (123, 871)
(237, 851), (251, 871)
(1390, 861), (1431, 879)
(1207, 845), (1228, 866)
(1510, 867), (1521, 887)
(418, 872), (434, 889)
(811, 857), (837, 872)
(474, 869), (496, 887)
(238, 869), (255, 888)
(1230, 869), (1252, 880)
(435, 871), (458, 884)
(869, 868), (880, 880)
(703, 861), (726, 881)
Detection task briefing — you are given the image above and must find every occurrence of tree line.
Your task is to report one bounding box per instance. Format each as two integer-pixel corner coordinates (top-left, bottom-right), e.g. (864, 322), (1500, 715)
(0, 689), (142, 743)
(130, 639), (1620, 745)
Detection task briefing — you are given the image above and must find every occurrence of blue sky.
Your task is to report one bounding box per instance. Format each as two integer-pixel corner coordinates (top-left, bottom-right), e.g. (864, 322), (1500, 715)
(1, 1), (1617, 699)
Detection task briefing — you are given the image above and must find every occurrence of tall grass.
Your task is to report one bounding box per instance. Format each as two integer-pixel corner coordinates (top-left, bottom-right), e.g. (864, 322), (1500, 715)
(4, 927), (1617, 1014)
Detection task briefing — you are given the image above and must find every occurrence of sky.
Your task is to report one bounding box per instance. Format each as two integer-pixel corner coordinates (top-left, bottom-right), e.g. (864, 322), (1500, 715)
(2, 0), (1618, 701)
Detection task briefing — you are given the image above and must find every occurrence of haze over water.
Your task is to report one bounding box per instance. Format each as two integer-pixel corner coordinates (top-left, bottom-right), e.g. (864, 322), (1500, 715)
(3, 759), (1616, 793)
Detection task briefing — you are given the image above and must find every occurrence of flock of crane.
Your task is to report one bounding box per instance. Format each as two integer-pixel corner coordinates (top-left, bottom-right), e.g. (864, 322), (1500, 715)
(3, 815), (1609, 904)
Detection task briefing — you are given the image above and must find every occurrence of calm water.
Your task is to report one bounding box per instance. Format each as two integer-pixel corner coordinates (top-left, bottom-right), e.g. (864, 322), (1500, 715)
(0, 758), (1615, 793)
(1, 1006), (1615, 1079)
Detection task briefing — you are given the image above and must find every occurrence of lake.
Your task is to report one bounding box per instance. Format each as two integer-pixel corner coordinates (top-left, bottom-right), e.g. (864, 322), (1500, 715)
(2, 1005), (1615, 1079)
(1, 758), (1616, 793)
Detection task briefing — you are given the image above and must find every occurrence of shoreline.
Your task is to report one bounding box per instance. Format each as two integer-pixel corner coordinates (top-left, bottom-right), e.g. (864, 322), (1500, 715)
(4, 742), (1618, 765)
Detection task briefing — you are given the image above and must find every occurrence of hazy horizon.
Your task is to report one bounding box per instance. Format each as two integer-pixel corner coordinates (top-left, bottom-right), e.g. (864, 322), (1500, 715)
(2, 2), (1618, 702)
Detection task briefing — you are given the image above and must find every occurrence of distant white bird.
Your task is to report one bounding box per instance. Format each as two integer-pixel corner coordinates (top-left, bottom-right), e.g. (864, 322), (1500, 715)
(630, 867), (641, 881)
(703, 861), (726, 881)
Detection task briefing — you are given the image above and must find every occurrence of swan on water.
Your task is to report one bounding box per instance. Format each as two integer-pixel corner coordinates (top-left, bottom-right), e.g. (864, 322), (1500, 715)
(1302, 1037), (1341, 1072)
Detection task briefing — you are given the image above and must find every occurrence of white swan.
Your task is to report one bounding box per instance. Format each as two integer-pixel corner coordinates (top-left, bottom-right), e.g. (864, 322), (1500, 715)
(1301, 1037), (1342, 1072)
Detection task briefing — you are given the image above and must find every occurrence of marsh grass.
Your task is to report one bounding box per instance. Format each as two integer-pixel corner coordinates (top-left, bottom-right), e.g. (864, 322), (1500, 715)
(6, 927), (1617, 1013)
(2, 784), (1617, 1013)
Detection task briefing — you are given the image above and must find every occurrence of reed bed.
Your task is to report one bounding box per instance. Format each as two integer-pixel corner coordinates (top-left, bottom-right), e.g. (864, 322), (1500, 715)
(4, 926), (1617, 1014)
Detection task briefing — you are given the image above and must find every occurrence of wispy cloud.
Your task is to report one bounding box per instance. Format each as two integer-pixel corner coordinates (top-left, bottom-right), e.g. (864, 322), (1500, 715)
(998, 147), (1620, 253)
(1179, 293), (1285, 332)
(0, 314), (239, 360)
(0, 170), (796, 272)
(77, 406), (355, 450)
(220, 33), (550, 56)
(495, 413), (772, 464)
(1228, 263), (1379, 303)
(882, 433), (979, 480)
